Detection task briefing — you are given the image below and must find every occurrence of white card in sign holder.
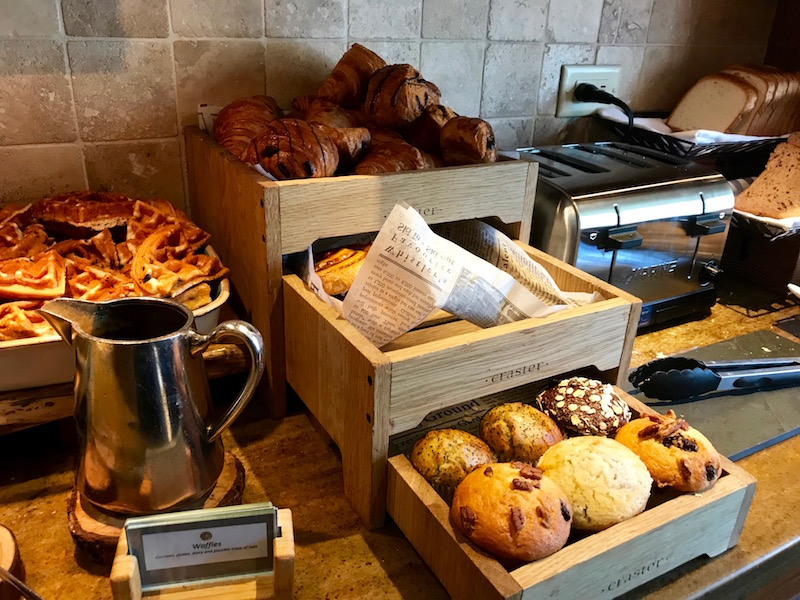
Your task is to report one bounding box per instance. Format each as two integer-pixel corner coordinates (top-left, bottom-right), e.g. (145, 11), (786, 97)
(123, 502), (279, 592)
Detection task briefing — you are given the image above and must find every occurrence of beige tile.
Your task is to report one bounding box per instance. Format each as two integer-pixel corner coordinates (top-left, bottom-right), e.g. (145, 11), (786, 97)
(423, 0), (489, 39)
(546, 0), (604, 43)
(349, 0), (421, 39)
(0, 145), (85, 203)
(420, 42), (484, 117)
(351, 41), (419, 67)
(62, 0), (168, 37)
(266, 0), (345, 38)
(174, 40), (266, 130)
(68, 40), (177, 142)
(84, 139), (185, 209)
(0, 40), (76, 145)
(171, 0), (263, 38)
(632, 45), (693, 111)
(596, 45), (645, 104)
(485, 117), (533, 151)
(265, 40), (346, 107)
(482, 42), (544, 118)
(599, 0), (652, 44)
(648, 0), (777, 46)
(0, 0), (60, 36)
(488, 0), (547, 42)
(538, 44), (595, 115)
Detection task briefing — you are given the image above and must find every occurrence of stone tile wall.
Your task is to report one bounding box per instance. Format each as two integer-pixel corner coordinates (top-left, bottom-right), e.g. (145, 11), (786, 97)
(0, 0), (778, 207)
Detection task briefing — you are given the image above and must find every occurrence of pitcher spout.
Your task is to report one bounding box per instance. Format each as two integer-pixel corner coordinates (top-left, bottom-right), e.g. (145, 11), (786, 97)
(38, 298), (100, 347)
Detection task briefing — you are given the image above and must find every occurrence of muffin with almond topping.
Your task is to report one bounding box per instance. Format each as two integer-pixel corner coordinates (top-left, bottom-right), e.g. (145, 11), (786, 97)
(536, 377), (630, 437)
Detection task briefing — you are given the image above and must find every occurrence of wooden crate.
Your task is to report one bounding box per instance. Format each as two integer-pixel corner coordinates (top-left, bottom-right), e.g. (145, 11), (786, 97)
(185, 125), (543, 418)
(283, 245), (641, 528)
(386, 392), (756, 600)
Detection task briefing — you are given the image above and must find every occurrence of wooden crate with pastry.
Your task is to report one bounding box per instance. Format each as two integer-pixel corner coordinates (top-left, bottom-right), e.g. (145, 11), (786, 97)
(386, 387), (755, 599)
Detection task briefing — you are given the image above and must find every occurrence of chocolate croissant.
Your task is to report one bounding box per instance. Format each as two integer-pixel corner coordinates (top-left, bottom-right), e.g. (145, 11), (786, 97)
(404, 104), (458, 156)
(244, 118), (339, 180)
(313, 124), (372, 171)
(318, 44), (387, 109)
(364, 64), (441, 129)
(213, 95), (282, 160)
(440, 117), (497, 165)
(302, 97), (362, 129)
(354, 138), (426, 175)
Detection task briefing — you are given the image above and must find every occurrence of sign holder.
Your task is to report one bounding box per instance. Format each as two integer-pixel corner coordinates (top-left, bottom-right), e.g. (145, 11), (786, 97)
(109, 505), (293, 600)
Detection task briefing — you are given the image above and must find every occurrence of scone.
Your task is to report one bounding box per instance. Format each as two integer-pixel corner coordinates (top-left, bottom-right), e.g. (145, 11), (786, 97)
(536, 377), (630, 437)
(480, 403), (563, 464)
(537, 437), (652, 531)
(450, 462), (572, 562)
(615, 410), (722, 493)
(410, 429), (495, 503)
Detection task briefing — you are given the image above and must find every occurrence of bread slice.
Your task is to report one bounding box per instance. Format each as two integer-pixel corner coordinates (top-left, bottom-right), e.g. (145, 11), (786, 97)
(734, 138), (800, 219)
(667, 73), (758, 133)
(722, 66), (772, 134)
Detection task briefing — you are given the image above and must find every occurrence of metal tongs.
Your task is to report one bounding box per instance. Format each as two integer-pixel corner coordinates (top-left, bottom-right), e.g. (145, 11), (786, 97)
(629, 356), (800, 402)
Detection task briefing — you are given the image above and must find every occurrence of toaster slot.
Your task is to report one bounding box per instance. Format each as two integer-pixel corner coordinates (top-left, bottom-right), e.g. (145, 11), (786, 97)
(575, 145), (653, 169)
(535, 149), (610, 174)
(607, 143), (689, 166)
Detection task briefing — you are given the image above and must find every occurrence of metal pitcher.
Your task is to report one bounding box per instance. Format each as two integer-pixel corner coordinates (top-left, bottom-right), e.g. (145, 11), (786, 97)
(39, 297), (265, 515)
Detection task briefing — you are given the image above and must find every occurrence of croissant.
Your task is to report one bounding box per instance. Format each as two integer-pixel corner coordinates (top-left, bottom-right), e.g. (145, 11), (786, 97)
(364, 64), (441, 128)
(213, 95), (282, 160)
(313, 125), (372, 171)
(404, 104), (458, 156)
(244, 118), (339, 180)
(354, 138), (426, 175)
(302, 97), (362, 129)
(440, 117), (497, 165)
(318, 44), (387, 109)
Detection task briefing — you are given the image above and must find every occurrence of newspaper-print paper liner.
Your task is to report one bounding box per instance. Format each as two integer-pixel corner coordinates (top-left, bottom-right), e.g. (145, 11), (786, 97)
(304, 203), (600, 347)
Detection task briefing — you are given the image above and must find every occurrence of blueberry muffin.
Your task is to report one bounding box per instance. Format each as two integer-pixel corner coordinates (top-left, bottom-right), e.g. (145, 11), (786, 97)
(479, 403), (563, 464)
(410, 429), (495, 503)
(615, 410), (722, 493)
(536, 377), (630, 437)
(450, 462), (572, 561)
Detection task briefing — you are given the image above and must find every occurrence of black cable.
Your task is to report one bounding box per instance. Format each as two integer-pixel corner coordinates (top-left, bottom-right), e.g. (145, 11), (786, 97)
(574, 82), (635, 142)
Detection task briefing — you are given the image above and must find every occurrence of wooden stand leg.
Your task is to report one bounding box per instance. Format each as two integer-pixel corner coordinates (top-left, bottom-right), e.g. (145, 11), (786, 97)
(273, 509), (294, 600)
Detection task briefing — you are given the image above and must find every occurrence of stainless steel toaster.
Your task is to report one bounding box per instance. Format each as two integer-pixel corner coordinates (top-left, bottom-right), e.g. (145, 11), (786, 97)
(518, 142), (734, 328)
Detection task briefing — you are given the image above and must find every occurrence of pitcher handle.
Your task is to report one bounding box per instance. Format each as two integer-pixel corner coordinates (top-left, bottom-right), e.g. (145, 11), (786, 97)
(187, 320), (265, 442)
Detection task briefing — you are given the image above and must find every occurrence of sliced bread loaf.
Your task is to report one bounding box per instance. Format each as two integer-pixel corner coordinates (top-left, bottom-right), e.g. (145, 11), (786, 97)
(667, 73), (758, 133)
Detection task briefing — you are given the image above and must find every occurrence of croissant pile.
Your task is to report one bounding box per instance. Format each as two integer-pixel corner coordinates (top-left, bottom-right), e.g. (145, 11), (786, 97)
(213, 44), (497, 180)
(0, 191), (228, 342)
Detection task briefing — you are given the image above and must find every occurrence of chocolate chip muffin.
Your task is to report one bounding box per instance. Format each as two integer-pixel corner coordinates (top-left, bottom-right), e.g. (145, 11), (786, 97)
(615, 410), (722, 493)
(450, 462), (572, 562)
(479, 402), (563, 464)
(537, 436), (652, 531)
(410, 429), (495, 503)
(536, 377), (630, 437)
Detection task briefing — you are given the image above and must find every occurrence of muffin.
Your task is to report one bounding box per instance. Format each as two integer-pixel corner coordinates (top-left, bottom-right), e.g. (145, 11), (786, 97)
(536, 377), (630, 437)
(537, 437), (652, 531)
(615, 410), (722, 493)
(479, 403), (563, 464)
(450, 462), (572, 562)
(410, 429), (495, 503)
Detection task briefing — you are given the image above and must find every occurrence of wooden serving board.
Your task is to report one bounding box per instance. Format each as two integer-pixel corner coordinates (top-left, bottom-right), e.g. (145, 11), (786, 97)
(386, 390), (756, 600)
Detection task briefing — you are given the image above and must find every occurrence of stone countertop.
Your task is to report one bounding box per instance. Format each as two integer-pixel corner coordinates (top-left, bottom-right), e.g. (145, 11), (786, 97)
(1, 286), (799, 599)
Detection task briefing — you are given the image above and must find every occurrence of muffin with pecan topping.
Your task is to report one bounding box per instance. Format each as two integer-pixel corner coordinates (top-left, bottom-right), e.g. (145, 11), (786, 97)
(536, 377), (630, 437)
(450, 462), (572, 561)
(615, 410), (721, 492)
(410, 429), (495, 503)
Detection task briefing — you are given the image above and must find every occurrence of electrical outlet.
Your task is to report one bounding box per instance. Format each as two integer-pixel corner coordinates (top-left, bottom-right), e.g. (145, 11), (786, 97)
(556, 65), (622, 118)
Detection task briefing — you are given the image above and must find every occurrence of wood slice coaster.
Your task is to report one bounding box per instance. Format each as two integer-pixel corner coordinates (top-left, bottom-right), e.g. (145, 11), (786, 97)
(67, 451), (245, 565)
(0, 524), (25, 600)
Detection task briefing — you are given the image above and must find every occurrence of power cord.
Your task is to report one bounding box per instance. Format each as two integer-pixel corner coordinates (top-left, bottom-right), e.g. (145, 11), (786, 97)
(574, 83), (635, 141)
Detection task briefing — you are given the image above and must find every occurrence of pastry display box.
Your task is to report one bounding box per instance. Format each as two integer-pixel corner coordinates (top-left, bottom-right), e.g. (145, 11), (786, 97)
(184, 124), (642, 527)
(388, 391), (755, 599)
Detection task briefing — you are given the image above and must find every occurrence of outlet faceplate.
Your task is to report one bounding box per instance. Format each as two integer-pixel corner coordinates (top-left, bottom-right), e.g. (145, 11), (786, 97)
(556, 65), (621, 118)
